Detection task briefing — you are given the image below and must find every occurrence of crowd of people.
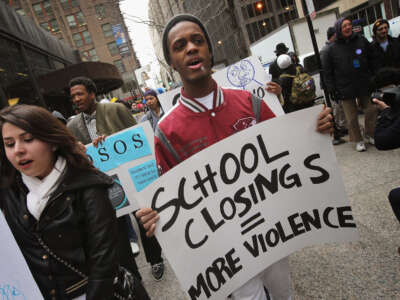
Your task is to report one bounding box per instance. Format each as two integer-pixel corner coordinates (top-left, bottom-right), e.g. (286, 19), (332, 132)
(0, 12), (399, 300)
(271, 17), (400, 153)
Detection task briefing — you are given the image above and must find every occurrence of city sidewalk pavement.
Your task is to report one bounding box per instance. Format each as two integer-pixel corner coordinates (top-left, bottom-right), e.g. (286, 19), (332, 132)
(134, 138), (400, 300)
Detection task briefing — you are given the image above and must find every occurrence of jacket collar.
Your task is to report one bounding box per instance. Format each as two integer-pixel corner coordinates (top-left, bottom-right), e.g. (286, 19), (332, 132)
(179, 80), (224, 113)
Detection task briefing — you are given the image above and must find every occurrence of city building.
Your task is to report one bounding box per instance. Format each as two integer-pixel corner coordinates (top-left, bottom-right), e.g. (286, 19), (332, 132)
(5, 0), (141, 99)
(148, 0), (184, 88)
(0, 1), (126, 116)
(294, 0), (400, 40)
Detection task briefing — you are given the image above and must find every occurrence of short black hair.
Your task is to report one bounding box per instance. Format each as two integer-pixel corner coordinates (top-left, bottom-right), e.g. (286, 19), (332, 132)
(69, 76), (97, 95)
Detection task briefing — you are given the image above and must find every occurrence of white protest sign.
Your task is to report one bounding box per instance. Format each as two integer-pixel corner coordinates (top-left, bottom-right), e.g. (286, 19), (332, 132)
(0, 213), (44, 299)
(86, 122), (157, 217)
(212, 55), (284, 116)
(158, 56), (284, 117)
(137, 106), (359, 300)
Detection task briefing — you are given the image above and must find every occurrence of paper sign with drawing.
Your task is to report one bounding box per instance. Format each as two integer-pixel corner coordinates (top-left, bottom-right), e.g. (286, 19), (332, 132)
(137, 106), (359, 300)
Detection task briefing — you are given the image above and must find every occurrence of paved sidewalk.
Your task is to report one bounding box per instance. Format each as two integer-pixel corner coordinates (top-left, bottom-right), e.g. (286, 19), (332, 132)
(134, 140), (400, 300)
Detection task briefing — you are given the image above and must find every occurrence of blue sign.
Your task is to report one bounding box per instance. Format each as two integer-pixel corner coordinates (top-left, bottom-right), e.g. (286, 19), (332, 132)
(112, 24), (127, 46)
(129, 160), (158, 192)
(86, 126), (152, 172)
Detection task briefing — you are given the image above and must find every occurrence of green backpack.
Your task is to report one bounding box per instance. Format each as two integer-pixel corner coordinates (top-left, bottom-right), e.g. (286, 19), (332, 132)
(280, 66), (316, 105)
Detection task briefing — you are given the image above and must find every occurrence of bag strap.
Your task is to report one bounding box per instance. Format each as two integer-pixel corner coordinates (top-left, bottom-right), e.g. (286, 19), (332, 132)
(37, 236), (128, 300)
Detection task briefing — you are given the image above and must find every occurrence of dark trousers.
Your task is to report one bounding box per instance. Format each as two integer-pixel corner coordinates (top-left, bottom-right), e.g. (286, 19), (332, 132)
(117, 218), (142, 281)
(389, 187), (400, 222)
(134, 212), (163, 265)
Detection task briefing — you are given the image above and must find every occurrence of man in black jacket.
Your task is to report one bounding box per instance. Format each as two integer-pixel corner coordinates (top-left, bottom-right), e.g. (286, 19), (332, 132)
(322, 18), (378, 152)
(370, 19), (400, 71)
(269, 43), (289, 81)
(320, 26), (347, 145)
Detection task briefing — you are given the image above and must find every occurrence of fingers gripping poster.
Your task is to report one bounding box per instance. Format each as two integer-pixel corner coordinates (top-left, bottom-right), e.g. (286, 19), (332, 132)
(158, 56), (284, 117)
(86, 122), (157, 217)
(137, 106), (359, 300)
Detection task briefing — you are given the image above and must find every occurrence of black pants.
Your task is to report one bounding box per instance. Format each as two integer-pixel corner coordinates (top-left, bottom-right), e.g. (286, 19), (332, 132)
(117, 218), (142, 281)
(134, 212), (163, 266)
(389, 187), (400, 222)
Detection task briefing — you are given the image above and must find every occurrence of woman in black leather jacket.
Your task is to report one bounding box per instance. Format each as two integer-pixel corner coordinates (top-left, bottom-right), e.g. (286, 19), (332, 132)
(0, 105), (120, 300)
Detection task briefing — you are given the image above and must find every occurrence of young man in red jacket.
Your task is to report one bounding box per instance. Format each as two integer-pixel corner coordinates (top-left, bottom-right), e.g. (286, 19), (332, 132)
(137, 14), (333, 300)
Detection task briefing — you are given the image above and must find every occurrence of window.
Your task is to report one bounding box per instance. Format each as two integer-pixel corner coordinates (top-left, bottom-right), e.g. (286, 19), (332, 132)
(102, 23), (113, 37)
(72, 30), (92, 47)
(82, 49), (99, 61)
(60, 0), (79, 10)
(108, 41), (119, 56)
(114, 59), (125, 73)
(66, 11), (85, 28)
(32, 1), (53, 18)
(95, 4), (106, 19)
(40, 19), (59, 33)
(16, 8), (25, 16)
(66, 15), (76, 27)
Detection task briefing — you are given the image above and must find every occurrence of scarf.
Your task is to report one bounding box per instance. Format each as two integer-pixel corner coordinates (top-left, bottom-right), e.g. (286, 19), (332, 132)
(21, 156), (67, 220)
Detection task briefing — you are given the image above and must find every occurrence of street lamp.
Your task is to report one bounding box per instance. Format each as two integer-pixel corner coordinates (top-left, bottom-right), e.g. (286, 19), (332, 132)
(256, 2), (264, 11)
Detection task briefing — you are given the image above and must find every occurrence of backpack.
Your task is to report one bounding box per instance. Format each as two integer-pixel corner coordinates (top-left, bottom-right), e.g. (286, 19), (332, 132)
(280, 66), (316, 105)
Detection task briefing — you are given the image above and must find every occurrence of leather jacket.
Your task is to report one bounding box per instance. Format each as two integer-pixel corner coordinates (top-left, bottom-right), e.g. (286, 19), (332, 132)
(1, 165), (118, 300)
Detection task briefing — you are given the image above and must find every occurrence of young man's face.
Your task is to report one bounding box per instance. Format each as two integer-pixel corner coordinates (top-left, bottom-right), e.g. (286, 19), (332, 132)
(376, 23), (389, 41)
(341, 19), (353, 39)
(70, 84), (96, 114)
(167, 21), (212, 83)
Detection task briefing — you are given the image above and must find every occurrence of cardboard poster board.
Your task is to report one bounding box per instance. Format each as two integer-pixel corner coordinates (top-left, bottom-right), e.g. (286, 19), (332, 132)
(137, 106), (359, 300)
(86, 122), (157, 217)
(0, 214), (44, 299)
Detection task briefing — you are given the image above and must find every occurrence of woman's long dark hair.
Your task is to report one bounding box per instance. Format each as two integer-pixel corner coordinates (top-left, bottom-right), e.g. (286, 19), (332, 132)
(0, 104), (94, 187)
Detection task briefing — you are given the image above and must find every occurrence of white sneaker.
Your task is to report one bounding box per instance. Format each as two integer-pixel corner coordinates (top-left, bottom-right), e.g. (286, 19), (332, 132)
(356, 142), (366, 152)
(130, 242), (140, 255)
(364, 136), (375, 145)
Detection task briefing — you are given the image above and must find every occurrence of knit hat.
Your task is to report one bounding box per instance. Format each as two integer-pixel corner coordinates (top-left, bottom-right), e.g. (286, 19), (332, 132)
(162, 14), (214, 66)
(373, 19), (389, 35)
(277, 54), (292, 70)
(327, 26), (336, 40)
(274, 43), (289, 55)
(144, 89), (158, 98)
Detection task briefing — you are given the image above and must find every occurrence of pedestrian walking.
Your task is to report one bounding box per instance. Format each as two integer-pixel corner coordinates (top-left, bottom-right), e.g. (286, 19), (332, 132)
(370, 19), (400, 71)
(320, 26), (347, 145)
(322, 18), (378, 152)
(269, 42), (290, 81)
(136, 14), (333, 300)
(66, 76), (150, 282)
(0, 105), (149, 300)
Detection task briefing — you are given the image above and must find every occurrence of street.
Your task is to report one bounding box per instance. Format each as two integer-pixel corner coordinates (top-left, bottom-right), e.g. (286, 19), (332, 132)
(133, 134), (400, 300)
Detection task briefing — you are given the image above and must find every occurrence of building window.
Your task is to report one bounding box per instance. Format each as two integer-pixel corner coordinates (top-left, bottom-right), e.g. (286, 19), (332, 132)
(108, 41), (119, 56)
(60, 0), (79, 10)
(72, 30), (92, 47)
(114, 59), (125, 73)
(82, 48), (99, 61)
(95, 4), (106, 19)
(33, 0), (53, 18)
(66, 11), (85, 28)
(16, 8), (25, 16)
(102, 23), (113, 37)
(40, 19), (59, 33)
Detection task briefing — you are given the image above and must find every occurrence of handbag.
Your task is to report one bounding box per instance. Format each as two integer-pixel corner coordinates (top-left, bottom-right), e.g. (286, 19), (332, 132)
(37, 236), (146, 300)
